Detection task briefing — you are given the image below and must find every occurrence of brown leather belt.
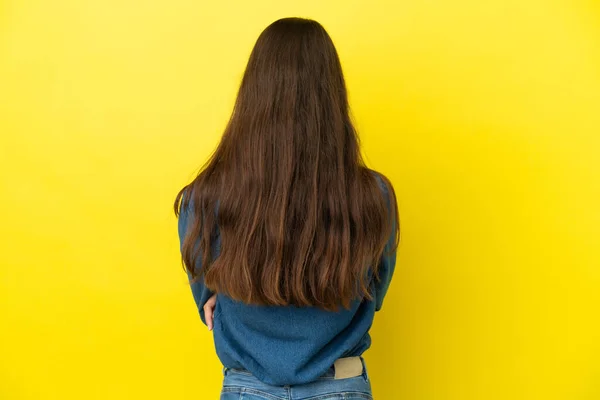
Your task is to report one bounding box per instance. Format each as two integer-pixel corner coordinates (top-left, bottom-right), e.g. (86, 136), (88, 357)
(223, 356), (365, 380)
(333, 357), (364, 379)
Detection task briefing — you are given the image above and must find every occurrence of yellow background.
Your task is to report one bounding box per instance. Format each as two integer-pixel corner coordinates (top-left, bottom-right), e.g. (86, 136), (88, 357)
(1, 0), (599, 399)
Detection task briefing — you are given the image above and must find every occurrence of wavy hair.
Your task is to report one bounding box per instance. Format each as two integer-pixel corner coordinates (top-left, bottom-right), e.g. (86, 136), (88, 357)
(175, 18), (399, 310)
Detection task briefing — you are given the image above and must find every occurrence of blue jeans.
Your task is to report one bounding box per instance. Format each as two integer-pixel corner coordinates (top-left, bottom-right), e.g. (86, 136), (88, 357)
(220, 359), (373, 400)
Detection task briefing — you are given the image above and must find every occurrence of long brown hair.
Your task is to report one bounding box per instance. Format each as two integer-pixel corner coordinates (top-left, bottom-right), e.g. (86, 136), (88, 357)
(175, 17), (399, 310)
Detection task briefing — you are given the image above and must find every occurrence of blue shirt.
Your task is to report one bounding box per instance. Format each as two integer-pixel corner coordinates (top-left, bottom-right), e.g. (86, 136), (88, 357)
(177, 175), (396, 386)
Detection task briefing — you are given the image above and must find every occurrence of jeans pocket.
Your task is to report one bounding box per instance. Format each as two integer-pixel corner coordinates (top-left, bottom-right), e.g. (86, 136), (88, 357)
(219, 389), (241, 400)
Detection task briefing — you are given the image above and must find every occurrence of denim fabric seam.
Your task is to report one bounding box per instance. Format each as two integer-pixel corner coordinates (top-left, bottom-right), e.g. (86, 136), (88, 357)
(213, 298), (223, 319)
(302, 392), (373, 400)
(314, 375), (335, 381)
(221, 386), (287, 400)
(226, 368), (254, 377)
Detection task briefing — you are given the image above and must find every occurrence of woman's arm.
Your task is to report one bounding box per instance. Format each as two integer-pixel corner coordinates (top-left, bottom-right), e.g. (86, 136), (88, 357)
(374, 174), (398, 311)
(177, 194), (216, 326)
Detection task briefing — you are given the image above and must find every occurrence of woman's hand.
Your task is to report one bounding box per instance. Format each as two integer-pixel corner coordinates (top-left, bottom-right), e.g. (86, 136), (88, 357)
(204, 294), (218, 331)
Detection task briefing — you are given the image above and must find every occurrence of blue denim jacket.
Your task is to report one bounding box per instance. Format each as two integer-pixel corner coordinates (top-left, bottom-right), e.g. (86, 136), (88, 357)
(177, 175), (396, 386)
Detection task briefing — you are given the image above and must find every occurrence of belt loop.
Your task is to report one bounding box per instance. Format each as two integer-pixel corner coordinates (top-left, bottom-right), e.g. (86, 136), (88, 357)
(222, 367), (228, 376)
(360, 357), (368, 382)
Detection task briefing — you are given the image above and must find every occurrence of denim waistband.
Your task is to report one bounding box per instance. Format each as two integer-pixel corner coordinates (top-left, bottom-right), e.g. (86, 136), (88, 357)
(223, 356), (366, 381)
(221, 358), (372, 399)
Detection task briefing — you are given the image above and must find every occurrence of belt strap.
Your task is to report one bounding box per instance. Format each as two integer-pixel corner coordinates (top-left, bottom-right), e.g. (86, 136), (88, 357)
(333, 357), (363, 379)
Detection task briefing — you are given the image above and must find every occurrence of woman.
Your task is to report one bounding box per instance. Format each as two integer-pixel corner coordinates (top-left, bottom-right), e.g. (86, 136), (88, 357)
(175, 17), (399, 400)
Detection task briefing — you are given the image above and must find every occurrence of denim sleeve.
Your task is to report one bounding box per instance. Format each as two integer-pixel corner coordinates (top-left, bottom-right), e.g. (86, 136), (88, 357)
(374, 177), (397, 312)
(177, 197), (215, 325)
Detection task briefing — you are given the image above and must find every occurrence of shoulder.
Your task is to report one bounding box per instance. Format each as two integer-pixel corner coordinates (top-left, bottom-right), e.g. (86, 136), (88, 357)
(367, 169), (396, 216)
(177, 185), (219, 221)
(177, 187), (194, 217)
(369, 169), (393, 196)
